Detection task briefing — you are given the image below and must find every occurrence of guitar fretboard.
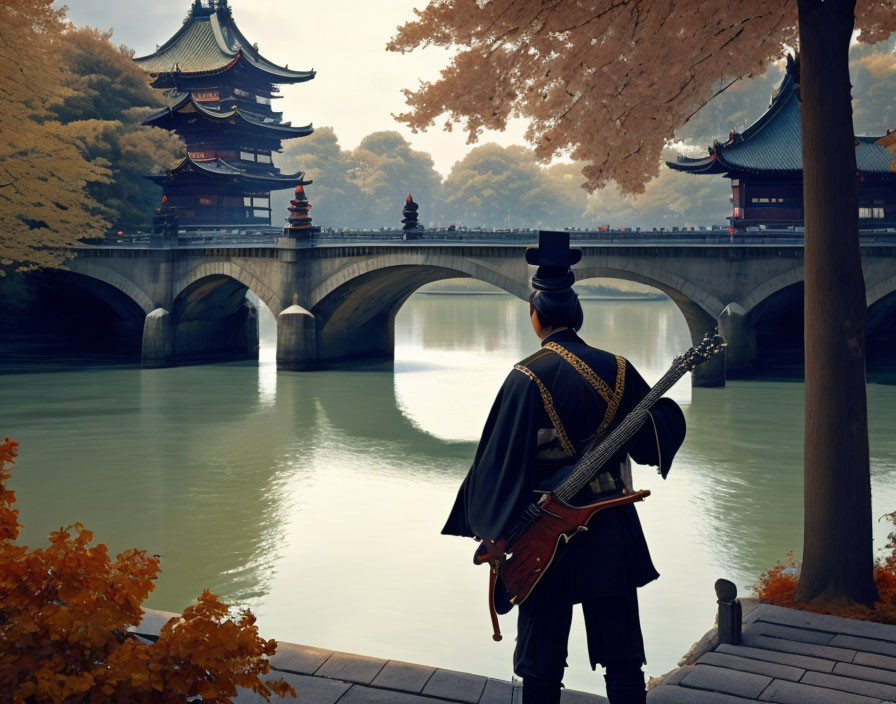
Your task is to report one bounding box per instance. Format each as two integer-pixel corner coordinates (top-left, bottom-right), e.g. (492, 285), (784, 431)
(552, 359), (687, 503)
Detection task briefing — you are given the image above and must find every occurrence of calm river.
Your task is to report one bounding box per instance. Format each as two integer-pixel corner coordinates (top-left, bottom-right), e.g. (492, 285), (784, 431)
(3, 292), (896, 696)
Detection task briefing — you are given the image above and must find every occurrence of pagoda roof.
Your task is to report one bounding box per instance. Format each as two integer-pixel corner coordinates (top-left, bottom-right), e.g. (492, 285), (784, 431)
(149, 155), (309, 188)
(143, 92), (313, 137)
(667, 55), (895, 177)
(134, 1), (314, 84)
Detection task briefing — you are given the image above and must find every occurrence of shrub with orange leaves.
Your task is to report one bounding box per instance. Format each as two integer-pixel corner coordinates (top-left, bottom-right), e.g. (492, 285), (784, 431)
(0, 438), (296, 703)
(756, 520), (896, 624)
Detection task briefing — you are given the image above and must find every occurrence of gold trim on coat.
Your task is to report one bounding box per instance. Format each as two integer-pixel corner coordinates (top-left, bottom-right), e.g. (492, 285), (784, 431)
(513, 364), (576, 456)
(543, 343), (627, 435)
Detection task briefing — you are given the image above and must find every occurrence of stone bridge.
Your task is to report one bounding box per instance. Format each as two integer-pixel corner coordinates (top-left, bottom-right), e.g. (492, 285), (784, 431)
(21, 239), (896, 386)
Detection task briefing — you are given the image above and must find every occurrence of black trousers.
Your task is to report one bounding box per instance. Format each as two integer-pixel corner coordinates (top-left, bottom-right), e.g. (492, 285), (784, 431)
(513, 585), (646, 703)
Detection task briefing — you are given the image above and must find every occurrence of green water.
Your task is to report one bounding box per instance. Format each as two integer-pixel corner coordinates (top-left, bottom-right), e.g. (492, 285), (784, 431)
(2, 294), (895, 696)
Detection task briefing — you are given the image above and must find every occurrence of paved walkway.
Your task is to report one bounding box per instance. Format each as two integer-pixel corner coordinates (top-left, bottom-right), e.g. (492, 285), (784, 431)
(134, 609), (608, 704)
(649, 602), (896, 703)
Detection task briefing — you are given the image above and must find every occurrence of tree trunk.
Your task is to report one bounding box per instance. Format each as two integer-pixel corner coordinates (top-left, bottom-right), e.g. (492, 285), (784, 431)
(794, 0), (877, 608)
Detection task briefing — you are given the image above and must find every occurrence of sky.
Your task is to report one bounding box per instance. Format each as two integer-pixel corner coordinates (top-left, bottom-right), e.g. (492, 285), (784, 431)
(62, 0), (531, 176)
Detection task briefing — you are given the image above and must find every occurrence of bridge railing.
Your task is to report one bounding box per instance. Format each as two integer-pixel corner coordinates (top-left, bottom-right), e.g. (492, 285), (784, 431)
(88, 225), (896, 248)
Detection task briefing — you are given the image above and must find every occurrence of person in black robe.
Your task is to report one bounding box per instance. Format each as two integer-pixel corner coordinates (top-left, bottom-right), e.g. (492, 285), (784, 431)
(442, 231), (687, 704)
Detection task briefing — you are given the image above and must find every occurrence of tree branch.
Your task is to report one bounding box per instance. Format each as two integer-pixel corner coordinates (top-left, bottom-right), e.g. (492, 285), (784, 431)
(681, 76), (741, 124)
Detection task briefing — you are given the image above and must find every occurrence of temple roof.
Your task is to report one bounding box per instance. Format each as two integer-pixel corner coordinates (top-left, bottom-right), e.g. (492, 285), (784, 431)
(667, 56), (896, 176)
(148, 155), (309, 189)
(143, 92), (313, 137)
(134, 1), (314, 84)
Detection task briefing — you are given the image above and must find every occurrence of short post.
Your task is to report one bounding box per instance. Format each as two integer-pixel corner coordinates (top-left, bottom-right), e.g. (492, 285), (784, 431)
(715, 578), (742, 645)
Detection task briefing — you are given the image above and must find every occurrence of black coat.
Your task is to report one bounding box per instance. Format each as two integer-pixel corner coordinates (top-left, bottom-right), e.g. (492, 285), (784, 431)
(442, 329), (687, 601)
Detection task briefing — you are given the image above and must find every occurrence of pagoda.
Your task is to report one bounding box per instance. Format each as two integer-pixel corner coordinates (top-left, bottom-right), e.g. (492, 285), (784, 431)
(667, 55), (896, 233)
(135, 0), (314, 227)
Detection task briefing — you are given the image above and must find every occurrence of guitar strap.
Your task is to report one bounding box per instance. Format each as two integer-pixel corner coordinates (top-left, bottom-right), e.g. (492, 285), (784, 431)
(543, 342), (627, 436)
(513, 344), (627, 459)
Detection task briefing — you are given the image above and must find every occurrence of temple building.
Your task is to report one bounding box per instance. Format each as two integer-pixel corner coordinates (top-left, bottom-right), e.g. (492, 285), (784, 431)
(667, 55), (896, 233)
(135, 0), (314, 227)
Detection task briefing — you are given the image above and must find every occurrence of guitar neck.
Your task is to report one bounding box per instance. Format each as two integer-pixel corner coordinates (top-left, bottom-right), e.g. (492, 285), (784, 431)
(552, 362), (686, 503)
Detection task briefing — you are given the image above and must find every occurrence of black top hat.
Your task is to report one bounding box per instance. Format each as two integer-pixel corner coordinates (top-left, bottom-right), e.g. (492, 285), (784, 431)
(525, 231), (582, 267)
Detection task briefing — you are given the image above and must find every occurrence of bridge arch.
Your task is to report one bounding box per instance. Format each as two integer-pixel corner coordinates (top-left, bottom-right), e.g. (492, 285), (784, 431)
(8, 268), (148, 362)
(309, 252), (527, 308)
(866, 273), (896, 309)
(174, 262), (281, 317)
(573, 265), (724, 344)
(307, 253), (527, 364)
(867, 278), (896, 379)
(311, 263), (512, 363)
(66, 261), (155, 314)
(744, 280), (805, 375)
(742, 266), (805, 315)
(168, 272), (266, 364)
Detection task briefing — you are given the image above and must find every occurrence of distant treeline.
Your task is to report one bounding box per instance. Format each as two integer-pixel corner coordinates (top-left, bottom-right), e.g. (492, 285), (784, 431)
(37, 25), (896, 233)
(275, 40), (896, 230)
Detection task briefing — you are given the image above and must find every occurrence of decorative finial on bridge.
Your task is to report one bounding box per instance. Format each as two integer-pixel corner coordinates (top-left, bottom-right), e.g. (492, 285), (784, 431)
(402, 194), (423, 240)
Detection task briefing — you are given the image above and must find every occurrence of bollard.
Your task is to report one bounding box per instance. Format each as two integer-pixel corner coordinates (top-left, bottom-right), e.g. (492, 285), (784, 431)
(715, 578), (742, 645)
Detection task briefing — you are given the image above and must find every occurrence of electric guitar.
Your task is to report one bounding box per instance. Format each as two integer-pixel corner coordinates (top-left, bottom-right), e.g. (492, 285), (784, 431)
(475, 331), (726, 641)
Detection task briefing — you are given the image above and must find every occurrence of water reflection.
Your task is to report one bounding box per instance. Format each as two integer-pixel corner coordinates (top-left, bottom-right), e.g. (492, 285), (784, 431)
(2, 293), (895, 697)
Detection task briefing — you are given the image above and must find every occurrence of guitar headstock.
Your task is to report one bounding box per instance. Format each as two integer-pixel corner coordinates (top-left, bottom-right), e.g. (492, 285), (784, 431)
(676, 329), (727, 371)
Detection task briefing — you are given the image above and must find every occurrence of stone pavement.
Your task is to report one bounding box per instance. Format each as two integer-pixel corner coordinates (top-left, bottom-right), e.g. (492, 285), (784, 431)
(134, 609), (608, 704)
(648, 603), (896, 703)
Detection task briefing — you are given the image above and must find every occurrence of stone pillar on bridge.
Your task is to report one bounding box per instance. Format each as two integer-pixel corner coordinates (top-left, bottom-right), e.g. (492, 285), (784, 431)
(141, 308), (173, 368)
(277, 302), (317, 370)
(718, 302), (756, 377)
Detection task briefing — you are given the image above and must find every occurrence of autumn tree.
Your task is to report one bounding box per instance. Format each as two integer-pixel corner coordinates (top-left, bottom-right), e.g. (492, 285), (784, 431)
(352, 131), (444, 226)
(443, 143), (586, 228)
(389, 0), (896, 608)
(0, 0), (110, 273)
(0, 438), (296, 703)
(584, 162), (731, 229)
(50, 27), (182, 227)
(277, 127), (369, 228)
(279, 129), (443, 228)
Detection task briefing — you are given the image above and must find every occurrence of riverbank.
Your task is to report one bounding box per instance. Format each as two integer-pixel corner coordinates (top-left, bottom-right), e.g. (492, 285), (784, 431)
(135, 600), (896, 702)
(648, 602), (896, 702)
(132, 609), (608, 703)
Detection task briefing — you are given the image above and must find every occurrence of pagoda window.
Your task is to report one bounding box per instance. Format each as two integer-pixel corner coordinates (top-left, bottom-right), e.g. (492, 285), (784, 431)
(253, 209), (269, 218)
(860, 207), (885, 218)
(240, 150), (256, 162)
(251, 197), (269, 208)
(256, 153), (272, 164)
(198, 195), (217, 206)
(234, 88), (252, 98)
(243, 196), (253, 207)
(193, 89), (219, 102)
(189, 149), (217, 161)
(255, 95), (271, 106)
(221, 196), (243, 208)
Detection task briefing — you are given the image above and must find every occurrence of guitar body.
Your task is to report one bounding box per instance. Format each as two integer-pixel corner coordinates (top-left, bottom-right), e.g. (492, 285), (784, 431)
(498, 490), (650, 608)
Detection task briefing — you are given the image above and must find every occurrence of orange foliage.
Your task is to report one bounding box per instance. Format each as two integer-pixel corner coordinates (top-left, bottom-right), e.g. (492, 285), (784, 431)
(0, 438), (296, 703)
(757, 526), (896, 624)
